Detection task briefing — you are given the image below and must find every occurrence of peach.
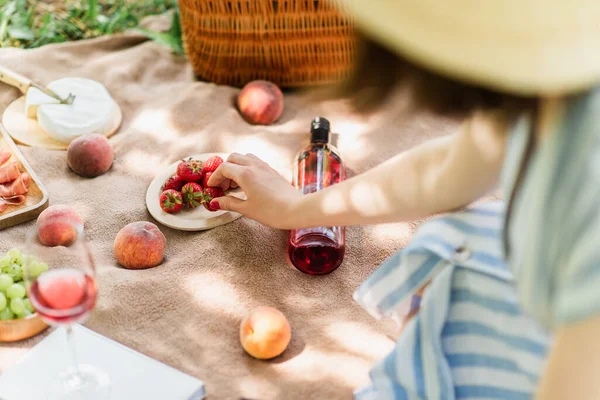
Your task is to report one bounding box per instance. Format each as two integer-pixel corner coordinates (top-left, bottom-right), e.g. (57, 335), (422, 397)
(67, 134), (114, 178)
(113, 221), (166, 269)
(237, 80), (284, 125)
(240, 306), (291, 360)
(37, 205), (83, 247)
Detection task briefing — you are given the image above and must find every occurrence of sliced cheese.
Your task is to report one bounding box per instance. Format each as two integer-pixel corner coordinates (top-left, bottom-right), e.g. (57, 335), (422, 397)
(36, 77), (116, 144)
(24, 87), (60, 118)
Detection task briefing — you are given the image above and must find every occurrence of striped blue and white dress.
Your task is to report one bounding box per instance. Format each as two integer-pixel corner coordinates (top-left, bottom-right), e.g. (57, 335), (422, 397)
(353, 86), (600, 399)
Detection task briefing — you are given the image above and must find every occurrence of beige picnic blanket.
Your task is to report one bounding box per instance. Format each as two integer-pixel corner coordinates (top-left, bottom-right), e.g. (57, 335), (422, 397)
(0, 24), (489, 399)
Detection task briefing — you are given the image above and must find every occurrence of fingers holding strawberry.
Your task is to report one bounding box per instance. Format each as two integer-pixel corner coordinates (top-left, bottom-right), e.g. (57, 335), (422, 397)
(206, 153), (266, 190)
(205, 153), (302, 227)
(202, 187), (224, 212)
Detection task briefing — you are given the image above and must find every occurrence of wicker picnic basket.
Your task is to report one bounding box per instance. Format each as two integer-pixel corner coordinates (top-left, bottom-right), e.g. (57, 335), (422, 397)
(178, 0), (357, 88)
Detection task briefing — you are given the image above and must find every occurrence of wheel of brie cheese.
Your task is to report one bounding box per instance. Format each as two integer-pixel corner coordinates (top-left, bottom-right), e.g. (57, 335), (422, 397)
(26, 77), (117, 144)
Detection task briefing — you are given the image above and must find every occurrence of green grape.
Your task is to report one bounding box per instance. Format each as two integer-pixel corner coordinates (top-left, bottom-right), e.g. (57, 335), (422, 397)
(28, 261), (48, 279)
(7, 248), (23, 266)
(20, 309), (32, 317)
(6, 283), (26, 299)
(0, 307), (14, 321)
(39, 262), (49, 273)
(0, 255), (10, 270)
(4, 263), (23, 282)
(23, 298), (34, 313)
(10, 298), (25, 315)
(0, 292), (6, 311)
(0, 274), (13, 291)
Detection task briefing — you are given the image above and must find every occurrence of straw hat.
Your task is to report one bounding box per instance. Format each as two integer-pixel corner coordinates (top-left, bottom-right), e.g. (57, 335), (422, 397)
(339, 0), (600, 95)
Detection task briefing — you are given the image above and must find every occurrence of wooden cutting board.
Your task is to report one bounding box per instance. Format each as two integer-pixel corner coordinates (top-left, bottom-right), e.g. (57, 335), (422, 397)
(2, 96), (121, 150)
(0, 123), (49, 229)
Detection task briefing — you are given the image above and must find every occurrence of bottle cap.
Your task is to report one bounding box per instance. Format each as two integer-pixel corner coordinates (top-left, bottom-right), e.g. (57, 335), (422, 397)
(310, 117), (330, 143)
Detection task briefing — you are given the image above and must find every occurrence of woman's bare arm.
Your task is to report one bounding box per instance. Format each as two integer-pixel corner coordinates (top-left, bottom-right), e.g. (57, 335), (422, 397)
(209, 111), (509, 230)
(536, 316), (600, 400)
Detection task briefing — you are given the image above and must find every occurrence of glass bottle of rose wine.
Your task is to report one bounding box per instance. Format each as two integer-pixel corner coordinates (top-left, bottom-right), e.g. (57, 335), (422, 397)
(288, 117), (346, 275)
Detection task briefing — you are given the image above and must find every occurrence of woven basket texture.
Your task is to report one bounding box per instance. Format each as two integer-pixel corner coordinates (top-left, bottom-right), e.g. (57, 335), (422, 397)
(179, 0), (357, 88)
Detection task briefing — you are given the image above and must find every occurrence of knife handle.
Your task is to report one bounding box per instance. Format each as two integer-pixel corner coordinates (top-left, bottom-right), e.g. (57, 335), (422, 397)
(0, 65), (32, 94)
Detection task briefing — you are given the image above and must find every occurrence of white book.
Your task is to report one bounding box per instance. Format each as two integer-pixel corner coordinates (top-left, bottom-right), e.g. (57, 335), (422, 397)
(0, 324), (205, 400)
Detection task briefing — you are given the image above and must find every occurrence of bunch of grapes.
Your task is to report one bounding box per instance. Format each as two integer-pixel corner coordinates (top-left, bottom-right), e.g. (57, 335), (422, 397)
(0, 248), (48, 320)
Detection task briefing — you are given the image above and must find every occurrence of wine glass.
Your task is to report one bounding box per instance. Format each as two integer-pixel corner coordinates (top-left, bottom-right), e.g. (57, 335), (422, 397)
(24, 217), (110, 399)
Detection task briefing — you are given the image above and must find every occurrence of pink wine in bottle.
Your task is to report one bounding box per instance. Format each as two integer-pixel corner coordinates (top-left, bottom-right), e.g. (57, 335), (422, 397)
(288, 117), (346, 275)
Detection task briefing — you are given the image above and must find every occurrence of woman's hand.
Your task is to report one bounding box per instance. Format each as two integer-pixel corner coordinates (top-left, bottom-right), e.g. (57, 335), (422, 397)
(207, 153), (303, 229)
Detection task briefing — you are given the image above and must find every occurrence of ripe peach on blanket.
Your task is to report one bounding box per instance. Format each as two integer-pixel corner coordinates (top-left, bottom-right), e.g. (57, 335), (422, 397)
(237, 80), (284, 125)
(113, 221), (166, 269)
(240, 306), (291, 360)
(67, 134), (114, 178)
(37, 205), (83, 247)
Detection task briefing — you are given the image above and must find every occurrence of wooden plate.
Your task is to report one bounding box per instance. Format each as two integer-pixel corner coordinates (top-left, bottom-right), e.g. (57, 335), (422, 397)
(0, 312), (49, 342)
(2, 96), (122, 150)
(146, 153), (245, 231)
(0, 124), (49, 230)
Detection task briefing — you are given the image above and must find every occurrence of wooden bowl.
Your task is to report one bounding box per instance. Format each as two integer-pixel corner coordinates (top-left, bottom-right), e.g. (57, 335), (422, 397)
(0, 312), (49, 342)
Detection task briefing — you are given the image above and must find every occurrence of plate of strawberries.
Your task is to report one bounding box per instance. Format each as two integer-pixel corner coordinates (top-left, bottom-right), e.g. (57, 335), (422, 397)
(146, 153), (245, 231)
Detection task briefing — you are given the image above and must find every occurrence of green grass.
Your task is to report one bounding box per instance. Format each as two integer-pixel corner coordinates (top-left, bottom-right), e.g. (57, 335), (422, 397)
(0, 0), (181, 52)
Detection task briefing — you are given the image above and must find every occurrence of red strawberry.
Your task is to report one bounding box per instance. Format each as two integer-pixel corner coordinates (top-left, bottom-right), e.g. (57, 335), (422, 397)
(177, 159), (203, 182)
(159, 189), (183, 213)
(203, 156), (223, 174)
(201, 171), (213, 188)
(202, 187), (224, 211)
(162, 174), (184, 191)
(182, 182), (204, 208)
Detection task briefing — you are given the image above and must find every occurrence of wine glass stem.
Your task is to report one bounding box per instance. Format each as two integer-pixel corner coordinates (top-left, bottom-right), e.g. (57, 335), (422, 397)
(65, 325), (83, 381)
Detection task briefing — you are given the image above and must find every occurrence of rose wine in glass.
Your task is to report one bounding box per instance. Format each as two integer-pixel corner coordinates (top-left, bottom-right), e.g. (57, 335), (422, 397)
(29, 269), (97, 325)
(24, 217), (110, 399)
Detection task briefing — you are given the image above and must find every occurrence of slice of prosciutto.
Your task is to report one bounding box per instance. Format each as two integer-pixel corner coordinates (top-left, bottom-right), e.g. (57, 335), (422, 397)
(0, 151), (11, 166)
(2, 195), (26, 205)
(0, 195), (25, 213)
(0, 174), (29, 197)
(0, 161), (21, 184)
(22, 172), (30, 188)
